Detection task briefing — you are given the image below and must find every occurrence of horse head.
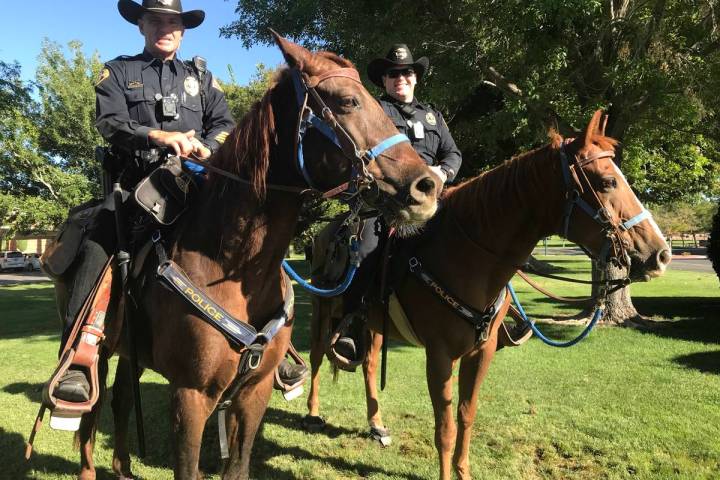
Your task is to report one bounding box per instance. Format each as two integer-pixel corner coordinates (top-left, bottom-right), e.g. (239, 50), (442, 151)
(557, 110), (671, 281)
(268, 32), (439, 225)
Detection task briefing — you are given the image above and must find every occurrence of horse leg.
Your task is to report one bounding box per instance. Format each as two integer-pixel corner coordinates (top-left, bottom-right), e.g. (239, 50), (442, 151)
(171, 386), (216, 480)
(77, 352), (108, 480)
(222, 364), (277, 479)
(452, 345), (497, 480)
(110, 356), (143, 479)
(306, 298), (327, 422)
(363, 330), (387, 436)
(426, 348), (456, 480)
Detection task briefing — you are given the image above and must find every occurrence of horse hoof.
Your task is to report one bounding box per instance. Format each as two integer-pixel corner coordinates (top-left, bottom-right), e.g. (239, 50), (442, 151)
(369, 426), (392, 447)
(302, 414), (326, 432)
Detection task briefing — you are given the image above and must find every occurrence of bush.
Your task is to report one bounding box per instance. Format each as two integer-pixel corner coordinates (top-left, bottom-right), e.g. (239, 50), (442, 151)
(709, 199), (720, 283)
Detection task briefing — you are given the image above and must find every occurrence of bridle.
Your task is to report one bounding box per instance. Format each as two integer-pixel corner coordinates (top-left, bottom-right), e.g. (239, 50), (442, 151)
(559, 141), (652, 272)
(290, 67), (409, 200)
(187, 66), (410, 201)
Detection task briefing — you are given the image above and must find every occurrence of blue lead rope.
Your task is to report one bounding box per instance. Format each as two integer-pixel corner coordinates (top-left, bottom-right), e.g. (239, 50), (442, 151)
(507, 281), (603, 348)
(282, 237), (360, 297)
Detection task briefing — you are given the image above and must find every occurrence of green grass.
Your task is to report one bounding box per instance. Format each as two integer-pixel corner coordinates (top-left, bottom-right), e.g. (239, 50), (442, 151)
(1, 259), (719, 479)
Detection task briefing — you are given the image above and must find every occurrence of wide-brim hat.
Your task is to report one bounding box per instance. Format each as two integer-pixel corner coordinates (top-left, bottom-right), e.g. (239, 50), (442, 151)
(118, 0), (205, 29)
(367, 44), (429, 88)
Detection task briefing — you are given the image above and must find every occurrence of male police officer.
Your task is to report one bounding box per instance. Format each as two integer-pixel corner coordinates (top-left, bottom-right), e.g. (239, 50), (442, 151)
(54, 0), (306, 402)
(334, 45), (462, 362)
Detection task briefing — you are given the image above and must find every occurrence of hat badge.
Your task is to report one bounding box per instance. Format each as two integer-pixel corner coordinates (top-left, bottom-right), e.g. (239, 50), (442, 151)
(156, 0), (173, 5)
(394, 48), (408, 60)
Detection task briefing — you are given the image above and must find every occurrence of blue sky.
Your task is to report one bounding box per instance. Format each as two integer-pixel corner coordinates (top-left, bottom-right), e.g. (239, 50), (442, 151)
(0, 0), (284, 85)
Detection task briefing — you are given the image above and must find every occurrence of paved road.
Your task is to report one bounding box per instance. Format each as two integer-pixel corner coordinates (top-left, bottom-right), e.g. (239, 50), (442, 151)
(532, 247), (714, 273)
(0, 270), (51, 286)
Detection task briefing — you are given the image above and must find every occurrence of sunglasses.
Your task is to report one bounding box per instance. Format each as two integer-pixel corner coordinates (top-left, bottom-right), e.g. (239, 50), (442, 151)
(386, 68), (415, 78)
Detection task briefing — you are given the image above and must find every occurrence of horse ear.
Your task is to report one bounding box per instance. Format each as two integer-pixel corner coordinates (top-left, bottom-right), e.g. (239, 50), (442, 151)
(599, 114), (609, 137)
(269, 29), (309, 70)
(584, 109), (603, 145)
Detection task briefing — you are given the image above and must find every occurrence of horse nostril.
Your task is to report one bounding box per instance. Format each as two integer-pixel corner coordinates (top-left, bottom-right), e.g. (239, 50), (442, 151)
(414, 175), (437, 196)
(657, 249), (672, 267)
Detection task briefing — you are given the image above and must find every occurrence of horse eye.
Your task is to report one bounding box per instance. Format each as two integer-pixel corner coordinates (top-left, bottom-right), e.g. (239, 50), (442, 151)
(339, 97), (360, 110)
(602, 176), (617, 191)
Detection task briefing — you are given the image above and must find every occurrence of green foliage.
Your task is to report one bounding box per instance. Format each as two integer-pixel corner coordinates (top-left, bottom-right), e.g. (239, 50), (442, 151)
(651, 198), (717, 237)
(220, 63), (276, 121)
(35, 40), (104, 186)
(0, 41), (100, 234)
(223, 0), (720, 201)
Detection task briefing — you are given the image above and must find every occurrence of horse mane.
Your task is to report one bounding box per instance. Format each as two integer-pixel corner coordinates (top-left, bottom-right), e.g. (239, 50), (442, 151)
(209, 51), (354, 200)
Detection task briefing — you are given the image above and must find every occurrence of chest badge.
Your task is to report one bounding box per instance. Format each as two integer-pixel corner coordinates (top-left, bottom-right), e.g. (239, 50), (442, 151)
(425, 112), (437, 126)
(184, 76), (200, 97)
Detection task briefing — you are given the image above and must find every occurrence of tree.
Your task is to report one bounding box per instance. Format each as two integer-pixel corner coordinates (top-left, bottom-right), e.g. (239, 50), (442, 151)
(221, 63), (276, 121)
(223, 0), (720, 323)
(0, 41), (99, 234)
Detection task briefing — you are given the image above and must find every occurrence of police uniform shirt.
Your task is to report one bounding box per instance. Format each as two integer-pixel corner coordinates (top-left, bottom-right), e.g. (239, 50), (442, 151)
(95, 50), (235, 154)
(379, 95), (462, 182)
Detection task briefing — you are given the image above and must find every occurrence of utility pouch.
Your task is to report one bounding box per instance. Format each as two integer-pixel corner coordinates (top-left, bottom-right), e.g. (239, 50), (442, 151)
(133, 156), (195, 226)
(42, 199), (105, 278)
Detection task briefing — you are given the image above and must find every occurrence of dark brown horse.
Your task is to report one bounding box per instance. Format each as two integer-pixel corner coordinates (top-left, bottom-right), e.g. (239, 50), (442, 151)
(64, 34), (439, 480)
(307, 111), (671, 479)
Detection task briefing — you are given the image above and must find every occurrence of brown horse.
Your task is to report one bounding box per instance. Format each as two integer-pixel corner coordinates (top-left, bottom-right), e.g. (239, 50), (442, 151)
(306, 110), (671, 479)
(64, 33), (439, 480)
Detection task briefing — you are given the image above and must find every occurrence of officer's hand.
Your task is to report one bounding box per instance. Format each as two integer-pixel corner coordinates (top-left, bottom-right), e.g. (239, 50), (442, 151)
(148, 130), (196, 157)
(189, 137), (212, 159)
(429, 165), (448, 185)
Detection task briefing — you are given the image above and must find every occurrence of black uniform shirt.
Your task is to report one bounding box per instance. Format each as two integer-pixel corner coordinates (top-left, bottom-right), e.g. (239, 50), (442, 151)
(95, 50), (234, 154)
(379, 95), (462, 182)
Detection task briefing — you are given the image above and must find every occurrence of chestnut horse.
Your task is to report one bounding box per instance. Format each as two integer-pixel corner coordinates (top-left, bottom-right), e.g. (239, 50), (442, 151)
(67, 34), (439, 480)
(306, 111), (671, 479)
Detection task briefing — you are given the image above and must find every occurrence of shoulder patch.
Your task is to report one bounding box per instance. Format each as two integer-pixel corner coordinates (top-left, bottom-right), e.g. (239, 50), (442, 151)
(95, 68), (110, 87)
(211, 77), (224, 92)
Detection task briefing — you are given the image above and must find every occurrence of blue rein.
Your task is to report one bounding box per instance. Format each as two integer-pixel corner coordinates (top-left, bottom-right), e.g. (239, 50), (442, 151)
(282, 237), (360, 297)
(508, 282), (603, 347)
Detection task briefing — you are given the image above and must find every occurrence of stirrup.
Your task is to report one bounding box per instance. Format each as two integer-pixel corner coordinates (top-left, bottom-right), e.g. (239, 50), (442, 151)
(326, 312), (367, 372)
(273, 342), (308, 401)
(497, 314), (533, 349)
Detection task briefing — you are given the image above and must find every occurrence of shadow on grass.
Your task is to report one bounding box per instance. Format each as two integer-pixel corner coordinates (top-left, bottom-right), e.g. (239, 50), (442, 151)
(4, 380), (411, 479)
(673, 350), (720, 375)
(632, 296), (720, 345)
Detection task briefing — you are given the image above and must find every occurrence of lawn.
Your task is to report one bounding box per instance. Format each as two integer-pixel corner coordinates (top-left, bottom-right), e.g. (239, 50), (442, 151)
(1, 257), (719, 479)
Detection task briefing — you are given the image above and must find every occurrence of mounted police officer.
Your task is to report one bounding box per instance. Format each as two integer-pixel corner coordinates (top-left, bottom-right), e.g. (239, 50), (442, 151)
(53, 0), (306, 402)
(334, 44), (463, 361)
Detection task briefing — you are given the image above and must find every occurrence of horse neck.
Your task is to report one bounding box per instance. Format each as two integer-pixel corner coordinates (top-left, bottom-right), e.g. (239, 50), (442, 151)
(174, 75), (301, 289)
(447, 145), (566, 270)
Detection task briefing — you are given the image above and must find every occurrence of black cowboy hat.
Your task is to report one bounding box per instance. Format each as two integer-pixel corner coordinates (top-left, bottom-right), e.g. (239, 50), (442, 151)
(118, 0), (205, 29)
(367, 44), (429, 88)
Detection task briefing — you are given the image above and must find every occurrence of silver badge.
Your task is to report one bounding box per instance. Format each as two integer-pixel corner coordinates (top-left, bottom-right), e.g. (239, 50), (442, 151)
(394, 48), (408, 60)
(156, 0), (173, 6)
(184, 76), (200, 97)
(425, 112), (437, 126)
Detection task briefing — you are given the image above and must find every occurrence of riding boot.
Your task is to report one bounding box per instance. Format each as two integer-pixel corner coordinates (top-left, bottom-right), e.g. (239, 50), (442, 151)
(55, 232), (113, 403)
(277, 357), (309, 386)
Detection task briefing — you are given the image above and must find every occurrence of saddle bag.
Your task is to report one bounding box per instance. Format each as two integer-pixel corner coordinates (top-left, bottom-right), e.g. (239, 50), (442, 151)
(133, 156), (196, 226)
(42, 199), (107, 278)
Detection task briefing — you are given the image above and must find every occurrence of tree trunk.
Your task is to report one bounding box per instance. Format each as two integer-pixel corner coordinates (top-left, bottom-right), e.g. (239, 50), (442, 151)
(587, 260), (640, 324)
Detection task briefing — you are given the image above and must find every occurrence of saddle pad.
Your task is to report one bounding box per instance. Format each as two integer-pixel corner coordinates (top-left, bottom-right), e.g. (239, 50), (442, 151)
(388, 293), (423, 346)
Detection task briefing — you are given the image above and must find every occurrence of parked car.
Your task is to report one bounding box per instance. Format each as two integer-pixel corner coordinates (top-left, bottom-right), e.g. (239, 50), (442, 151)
(0, 251), (25, 272)
(24, 253), (42, 271)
